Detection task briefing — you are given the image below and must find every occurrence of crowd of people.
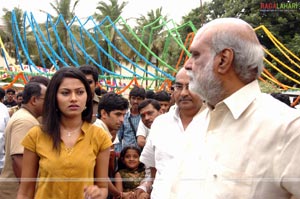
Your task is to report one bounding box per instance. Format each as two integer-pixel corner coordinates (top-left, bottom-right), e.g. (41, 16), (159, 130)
(0, 17), (300, 199)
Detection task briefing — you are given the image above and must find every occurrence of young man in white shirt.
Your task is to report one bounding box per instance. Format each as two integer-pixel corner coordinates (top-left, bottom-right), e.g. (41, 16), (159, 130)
(94, 92), (130, 199)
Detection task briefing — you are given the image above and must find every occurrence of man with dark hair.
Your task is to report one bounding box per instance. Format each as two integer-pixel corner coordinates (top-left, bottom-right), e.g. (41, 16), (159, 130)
(29, 75), (50, 87)
(95, 92), (129, 142)
(136, 99), (161, 148)
(0, 87), (7, 101)
(7, 91), (23, 116)
(95, 87), (108, 97)
(3, 88), (17, 108)
(79, 64), (100, 122)
(16, 92), (23, 107)
(94, 92), (129, 199)
(115, 86), (146, 152)
(153, 90), (171, 113)
(0, 82), (47, 199)
(0, 87), (10, 173)
(145, 90), (155, 99)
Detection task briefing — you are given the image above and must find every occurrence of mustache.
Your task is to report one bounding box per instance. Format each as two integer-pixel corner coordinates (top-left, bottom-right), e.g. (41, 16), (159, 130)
(179, 97), (192, 102)
(186, 70), (194, 78)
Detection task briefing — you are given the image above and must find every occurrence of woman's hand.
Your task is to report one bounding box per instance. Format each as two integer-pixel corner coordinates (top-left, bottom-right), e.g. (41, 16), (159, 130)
(134, 188), (150, 199)
(84, 185), (106, 199)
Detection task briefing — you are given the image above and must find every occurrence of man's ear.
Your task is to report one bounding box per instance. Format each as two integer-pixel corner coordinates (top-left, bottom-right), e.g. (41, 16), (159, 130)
(159, 109), (164, 114)
(100, 109), (108, 119)
(216, 48), (234, 74)
(30, 96), (38, 106)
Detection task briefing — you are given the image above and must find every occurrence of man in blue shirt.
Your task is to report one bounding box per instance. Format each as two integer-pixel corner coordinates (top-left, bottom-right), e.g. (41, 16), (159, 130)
(115, 86), (145, 152)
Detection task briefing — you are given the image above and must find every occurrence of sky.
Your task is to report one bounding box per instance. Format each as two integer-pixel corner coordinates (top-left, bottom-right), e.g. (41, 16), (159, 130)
(0, 0), (203, 25)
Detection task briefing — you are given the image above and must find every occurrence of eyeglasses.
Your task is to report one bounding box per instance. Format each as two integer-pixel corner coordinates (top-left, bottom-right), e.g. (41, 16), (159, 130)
(38, 96), (45, 100)
(174, 83), (189, 91)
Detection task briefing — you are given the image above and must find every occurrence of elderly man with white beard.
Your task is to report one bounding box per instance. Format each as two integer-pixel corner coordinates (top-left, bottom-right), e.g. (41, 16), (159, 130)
(179, 17), (300, 199)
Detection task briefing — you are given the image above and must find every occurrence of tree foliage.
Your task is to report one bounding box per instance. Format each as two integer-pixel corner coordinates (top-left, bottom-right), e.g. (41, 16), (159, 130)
(94, 0), (128, 22)
(1, 7), (24, 63)
(1, 0), (299, 87)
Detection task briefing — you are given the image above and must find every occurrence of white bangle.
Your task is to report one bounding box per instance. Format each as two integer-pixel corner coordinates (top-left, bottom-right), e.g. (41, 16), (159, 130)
(136, 185), (147, 193)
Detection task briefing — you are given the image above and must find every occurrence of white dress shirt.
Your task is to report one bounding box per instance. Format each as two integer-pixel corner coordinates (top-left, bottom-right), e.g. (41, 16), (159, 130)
(172, 80), (300, 199)
(0, 103), (10, 170)
(140, 106), (205, 199)
(136, 120), (150, 139)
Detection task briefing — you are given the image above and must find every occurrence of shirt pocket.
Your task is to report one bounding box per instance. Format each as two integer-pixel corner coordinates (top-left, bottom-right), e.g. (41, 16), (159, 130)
(206, 164), (253, 199)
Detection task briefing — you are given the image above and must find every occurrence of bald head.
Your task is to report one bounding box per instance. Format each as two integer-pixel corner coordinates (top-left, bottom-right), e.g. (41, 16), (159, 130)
(195, 18), (264, 84)
(185, 18), (265, 106)
(176, 67), (189, 80)
(198, 18), (260, 45)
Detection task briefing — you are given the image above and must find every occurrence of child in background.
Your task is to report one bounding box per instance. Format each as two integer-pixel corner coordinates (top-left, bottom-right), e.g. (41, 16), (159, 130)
(114, 146), (148, 199)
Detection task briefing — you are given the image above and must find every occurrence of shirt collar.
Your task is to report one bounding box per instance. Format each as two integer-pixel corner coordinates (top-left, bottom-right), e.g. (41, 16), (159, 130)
(99, 119), (110, 133)
(93, 94), (99, 103)
(174, 106), (181, 120)
(173, 104), (205, 120)
(220, 80), (261, 119)
(81, 121), (90, 135)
